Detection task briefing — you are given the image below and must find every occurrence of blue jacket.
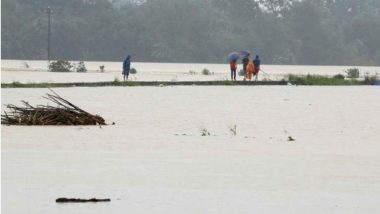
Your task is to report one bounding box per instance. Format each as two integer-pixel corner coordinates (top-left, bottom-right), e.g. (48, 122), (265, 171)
(253, 55), (261, 67)
(123, 56), (131, 74)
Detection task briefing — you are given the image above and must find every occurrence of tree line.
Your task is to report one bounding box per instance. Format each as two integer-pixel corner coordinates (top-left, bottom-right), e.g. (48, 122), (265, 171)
(2, 0), (380, 65)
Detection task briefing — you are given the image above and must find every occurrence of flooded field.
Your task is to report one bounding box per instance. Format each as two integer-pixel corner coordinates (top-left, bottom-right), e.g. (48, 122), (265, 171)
(2, 60), (380, 83)
(2, 86), (380, 214)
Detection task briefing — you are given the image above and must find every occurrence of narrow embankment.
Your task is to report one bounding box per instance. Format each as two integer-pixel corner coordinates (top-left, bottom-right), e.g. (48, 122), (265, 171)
(2, 81), (288, 88)
(2, 78), (376, 88)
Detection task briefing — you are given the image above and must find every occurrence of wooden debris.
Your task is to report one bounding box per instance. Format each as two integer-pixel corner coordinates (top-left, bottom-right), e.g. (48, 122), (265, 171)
(56, 198), (111, 203)
(1, 91), (106, 125)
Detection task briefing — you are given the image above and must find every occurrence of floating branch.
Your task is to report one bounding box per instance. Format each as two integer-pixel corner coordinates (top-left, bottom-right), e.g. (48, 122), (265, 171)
(56, 198), (111, 203)
(2, 90), (106, 126)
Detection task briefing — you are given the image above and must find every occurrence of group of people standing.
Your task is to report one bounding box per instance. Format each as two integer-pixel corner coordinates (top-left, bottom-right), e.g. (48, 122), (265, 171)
(123, 54), (261, 82)
(230, 54), (261, 81)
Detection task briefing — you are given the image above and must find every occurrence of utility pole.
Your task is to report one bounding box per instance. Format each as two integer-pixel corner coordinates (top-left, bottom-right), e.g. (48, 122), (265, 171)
(44, 6), (52, 64)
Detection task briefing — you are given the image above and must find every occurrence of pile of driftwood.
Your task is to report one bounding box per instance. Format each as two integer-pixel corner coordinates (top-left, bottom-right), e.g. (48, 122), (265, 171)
(1, 92), (106, 125)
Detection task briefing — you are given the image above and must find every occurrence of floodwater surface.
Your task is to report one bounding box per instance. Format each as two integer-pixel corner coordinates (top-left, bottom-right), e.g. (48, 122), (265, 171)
(2, 86), (380, 214)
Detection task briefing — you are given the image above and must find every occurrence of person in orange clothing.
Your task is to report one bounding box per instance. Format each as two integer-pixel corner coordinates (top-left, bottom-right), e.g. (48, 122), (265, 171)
(244, 58), (254, 81)
(230, 59), (237, 81)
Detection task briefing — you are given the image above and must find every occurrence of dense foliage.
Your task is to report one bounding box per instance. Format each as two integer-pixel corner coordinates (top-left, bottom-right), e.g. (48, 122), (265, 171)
(49, 60), (73, 72)
(2, 0), (380, 65)
(49, 60), (87, 72)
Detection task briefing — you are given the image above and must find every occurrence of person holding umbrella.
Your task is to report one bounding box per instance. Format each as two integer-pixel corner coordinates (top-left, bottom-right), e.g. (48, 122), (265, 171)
(228, 52), (240, 81)
(240, 51), (250, 77)
(230, 59), (237, 80)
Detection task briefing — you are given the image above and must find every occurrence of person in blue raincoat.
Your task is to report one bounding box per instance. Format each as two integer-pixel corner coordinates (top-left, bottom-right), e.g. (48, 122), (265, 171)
(253, 55), (261, 81)
(122, 55), (131, 81)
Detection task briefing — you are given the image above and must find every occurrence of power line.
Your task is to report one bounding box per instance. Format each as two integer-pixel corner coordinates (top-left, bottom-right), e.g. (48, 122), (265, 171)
(43, 6), (52, 63)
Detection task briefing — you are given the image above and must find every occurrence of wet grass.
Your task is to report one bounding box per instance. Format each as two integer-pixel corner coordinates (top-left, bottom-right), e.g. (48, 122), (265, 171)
(287, 74), (365, 86)
(2, 80), (287, 88)
(2, 75), (377, 88)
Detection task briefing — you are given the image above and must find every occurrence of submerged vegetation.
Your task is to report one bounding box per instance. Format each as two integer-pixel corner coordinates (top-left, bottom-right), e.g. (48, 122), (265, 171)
(75, 61), (87, 73)
(333, 74), (345, 80)
(345, 68), (360, 79)
(130, 68), (137, 74)
(49, 60), (87, 73)
(229, 125), (237, 136)
(287, 68), (379, 85)
(1, 91), (106, 125)
(99, 65), (105, 72)
(49, 60), (73, 72)
(3, 74), (380, 89)
(202, 68), (211, 75)
(287, 74), (362, 85)
(364, 74), (380, 85)
(200, 128), (211, 136)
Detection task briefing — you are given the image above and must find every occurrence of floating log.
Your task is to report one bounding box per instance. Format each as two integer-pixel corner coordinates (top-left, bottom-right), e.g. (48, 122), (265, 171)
(56, 198), (111, 203)
(1, 90), (106, 126)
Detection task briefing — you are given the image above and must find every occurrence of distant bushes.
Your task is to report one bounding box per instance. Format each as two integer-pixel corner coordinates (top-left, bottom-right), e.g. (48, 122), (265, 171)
(130, 68), (137, 74)
(75, 61), (87, 72)
(364, 73), (379, 85)
(287, 74), (361, 85)
(345, 68), (360, 79)
(49, 60), (87, 72)
(202, 68), (211, 75)
(49, 60), (73, 72)
(99, 65), (105, 72)
(287, 69), (378, 85)
(333, 74), (345, 80)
